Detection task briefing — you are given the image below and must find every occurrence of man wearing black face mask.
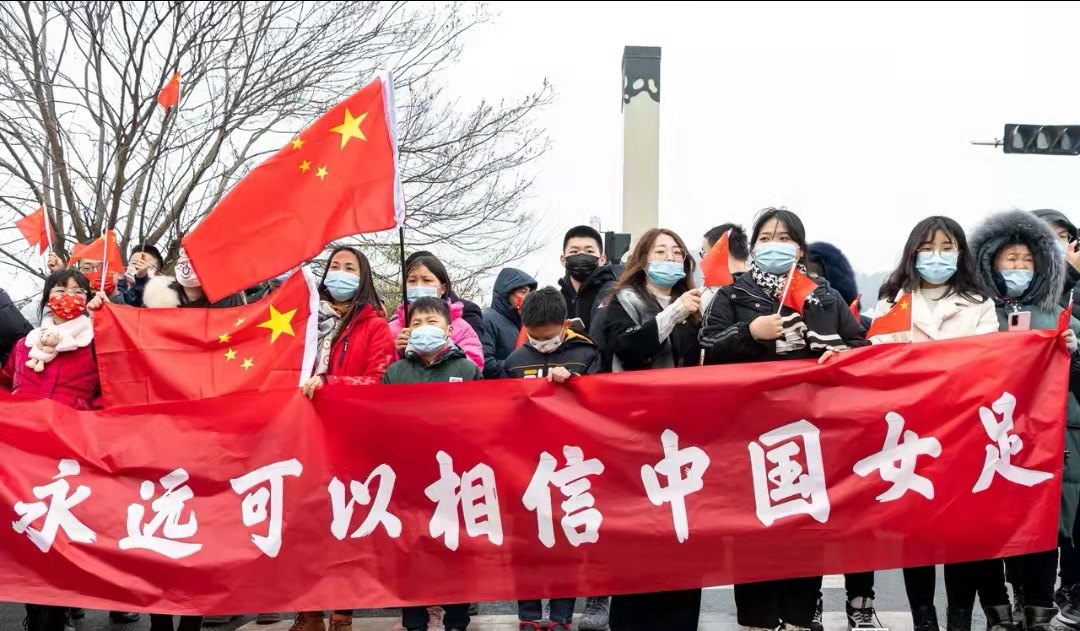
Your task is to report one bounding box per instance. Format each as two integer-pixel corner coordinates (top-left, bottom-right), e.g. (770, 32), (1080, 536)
(558, 225), (617, 333)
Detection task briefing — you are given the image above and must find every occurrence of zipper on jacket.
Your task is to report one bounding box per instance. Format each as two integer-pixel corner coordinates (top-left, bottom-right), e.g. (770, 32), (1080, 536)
(339, 337), (350, 368)
(733, 285), (774, 311)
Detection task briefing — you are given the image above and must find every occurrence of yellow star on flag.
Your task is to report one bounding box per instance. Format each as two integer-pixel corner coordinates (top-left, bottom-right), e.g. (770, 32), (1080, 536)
(330, 108), (368, 149)
(900, 302), (908, 310)
(291, 138), (305, 150)
(241, 358), (254, 370)
(316, 166), (328, 181)
(218, 333), (231, 343)
(257, 304), (297, 343)
(225, 348), (237, 361)
(299, 160), (311, 173)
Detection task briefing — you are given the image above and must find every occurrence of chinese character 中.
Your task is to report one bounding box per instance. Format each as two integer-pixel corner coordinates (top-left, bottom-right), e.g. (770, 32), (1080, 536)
(748, 420), (830, 527)
(640, 429), (711, 543)
(973, 392), (1053, 493)
(12, 459), (96, 553)
(229, 458), (303, 558)
(119, 468), (202, 559)
(522, 446), (605, 548)
(329, 464), (402, 540)
(853, 412), (942, 502)
(425, 451), (503, 551)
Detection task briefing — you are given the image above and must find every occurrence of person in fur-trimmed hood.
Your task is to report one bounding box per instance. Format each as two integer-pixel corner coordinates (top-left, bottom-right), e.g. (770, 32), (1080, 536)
(970, 209), (1080, 631)
(807, 241), (872, 330)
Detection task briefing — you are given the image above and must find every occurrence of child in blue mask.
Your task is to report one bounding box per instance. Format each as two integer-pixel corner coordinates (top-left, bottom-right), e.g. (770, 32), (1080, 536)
(382, 296), (481, 387)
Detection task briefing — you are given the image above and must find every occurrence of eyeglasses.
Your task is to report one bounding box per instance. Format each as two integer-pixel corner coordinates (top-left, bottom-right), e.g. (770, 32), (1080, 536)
(77, 263), (102, 273)
(49, 288), (88, 297)
(651, 248), (686, 262)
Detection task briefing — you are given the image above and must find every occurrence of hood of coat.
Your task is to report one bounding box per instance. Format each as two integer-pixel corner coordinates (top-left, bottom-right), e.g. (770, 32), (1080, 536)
(1032, 208), (1078, 242)
(141, 275), (182, 309)
(970, 209), (1064, 311)
(395, 298), (464, 324)
(807, 241), (858, 304)
(491, 268), (538, 321)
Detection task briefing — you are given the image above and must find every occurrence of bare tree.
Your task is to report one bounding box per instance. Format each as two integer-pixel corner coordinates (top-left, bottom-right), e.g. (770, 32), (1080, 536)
(0, 0), (550, 299)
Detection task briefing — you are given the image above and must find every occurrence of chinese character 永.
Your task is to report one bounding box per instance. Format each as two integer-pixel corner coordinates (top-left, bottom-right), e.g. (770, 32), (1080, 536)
(12, 459), (96, 553)
(641, 429), (710, 543)
(973, 392), (1053, 493)
(749, 420), (830, 527)
(522, 446), (605, 548)
(118, 468), (202, 559)
(853, 412), (942, 502)
(425, 451), (503, 551)
(329, 464), (402, 540)
(230, 458), (303, 557)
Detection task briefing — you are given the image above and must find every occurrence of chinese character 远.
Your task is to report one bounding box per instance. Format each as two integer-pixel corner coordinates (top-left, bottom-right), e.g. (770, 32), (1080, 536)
(329, 464), (402, 540)
(640, 429), (710, 543)
(12, 459), (96, 553)
(425, 451), (503, 551)
(973, 392), (1053, 493)
(522, 446), (605, 548)
(748, 420), (830, 527)
(853, 412), (942, 502)
(119, 468), (202, 559)
(229, 458), (303, 557)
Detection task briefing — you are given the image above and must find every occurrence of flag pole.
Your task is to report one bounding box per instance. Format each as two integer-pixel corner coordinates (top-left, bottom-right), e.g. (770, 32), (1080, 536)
(776, 264), (797, 315)
(100, 230), (109, 294)
(399, 226), (409, 322)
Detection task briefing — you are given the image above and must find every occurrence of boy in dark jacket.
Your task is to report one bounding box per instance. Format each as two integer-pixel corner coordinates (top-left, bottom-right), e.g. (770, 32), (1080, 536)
(558, 226), (618, 334)
(480, 267), (537, 378)
(504, 287), (600, 381)
(383, 296), (481, 385)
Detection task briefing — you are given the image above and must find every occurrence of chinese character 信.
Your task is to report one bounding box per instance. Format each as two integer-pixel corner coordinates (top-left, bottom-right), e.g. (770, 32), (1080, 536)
(523, 446), (605, 548)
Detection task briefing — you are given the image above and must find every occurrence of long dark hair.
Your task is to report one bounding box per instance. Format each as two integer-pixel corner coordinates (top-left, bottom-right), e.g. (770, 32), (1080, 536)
(616, 228), (700, 325)
(318, 246), (383, 340)
(750, 207), (809, 265)
(407, 255), (453, 298)
(878, 216), (985, 303)
(40, 269), (92, 318)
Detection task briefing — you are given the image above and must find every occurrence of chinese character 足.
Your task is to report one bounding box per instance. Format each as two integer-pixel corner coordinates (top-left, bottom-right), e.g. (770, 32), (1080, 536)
(748, 420), (830, 527)
(329, 464), (402, 540)
(119, 468), (202, 559)
(522, 446), (605, 548)
(425, 451), (503, 551)
(973, 392), (1053, 493)
(853, 412), (942, 502)
(12, 459), (96, 553)
(229, 458), (303, 557)
(641, 429), (710, 543)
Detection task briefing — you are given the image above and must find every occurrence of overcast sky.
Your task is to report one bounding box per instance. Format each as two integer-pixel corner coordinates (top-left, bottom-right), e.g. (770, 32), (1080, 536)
(443, 0), (1080, 292)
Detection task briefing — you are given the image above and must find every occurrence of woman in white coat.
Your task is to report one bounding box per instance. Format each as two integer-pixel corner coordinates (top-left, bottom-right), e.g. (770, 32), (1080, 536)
(870, 216), (1001, 631)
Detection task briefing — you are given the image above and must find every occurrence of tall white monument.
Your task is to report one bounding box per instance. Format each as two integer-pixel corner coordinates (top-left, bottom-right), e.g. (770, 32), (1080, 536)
(621, 46), (661, 248)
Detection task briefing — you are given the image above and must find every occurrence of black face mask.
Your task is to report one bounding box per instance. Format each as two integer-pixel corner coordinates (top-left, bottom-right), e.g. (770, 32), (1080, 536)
(565, 253), (600, 282)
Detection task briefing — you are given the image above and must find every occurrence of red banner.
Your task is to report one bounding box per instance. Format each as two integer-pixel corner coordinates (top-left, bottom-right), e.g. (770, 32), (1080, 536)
(0, 330), (1068, 614)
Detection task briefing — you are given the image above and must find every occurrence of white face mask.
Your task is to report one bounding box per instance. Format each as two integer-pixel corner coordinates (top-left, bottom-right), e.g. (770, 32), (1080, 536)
(175, 250), (200, 288)
(528, 333), (564, 354)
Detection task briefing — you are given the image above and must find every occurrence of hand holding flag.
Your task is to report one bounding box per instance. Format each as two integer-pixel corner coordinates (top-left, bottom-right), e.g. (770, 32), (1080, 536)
(777, 265), (818, 316)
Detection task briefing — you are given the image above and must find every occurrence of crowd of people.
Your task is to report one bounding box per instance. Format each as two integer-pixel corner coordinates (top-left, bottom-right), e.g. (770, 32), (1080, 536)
(2, 207), (1080, 631)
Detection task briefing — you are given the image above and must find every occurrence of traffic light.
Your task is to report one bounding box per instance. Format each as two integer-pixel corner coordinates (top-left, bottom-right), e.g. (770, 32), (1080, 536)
(1003, 124), (1080, 155)
(604, 231), (632, 264)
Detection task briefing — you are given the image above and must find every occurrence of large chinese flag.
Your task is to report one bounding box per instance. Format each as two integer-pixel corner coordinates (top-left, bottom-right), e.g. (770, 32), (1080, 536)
(183, 73), (404, 302)
(701, 230), (733, 286)
(866, 293), (913, 339)
(15, 206), (51, 254)
(93, 269), (320, 408)
(781, 267), (819, 315)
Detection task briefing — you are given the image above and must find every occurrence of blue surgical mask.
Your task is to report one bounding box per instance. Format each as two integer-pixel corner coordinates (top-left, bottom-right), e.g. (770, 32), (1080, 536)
(646, 260), (686, 289)
(915, 251), (958, 285)
(406, 286), (439, 302)
(324, 270), (360, 301)
(409, 324), (448, 355)
(1001, 269), (1034, 297)
(754, 242), (798, 274)
(1057, 241), (1069, 257)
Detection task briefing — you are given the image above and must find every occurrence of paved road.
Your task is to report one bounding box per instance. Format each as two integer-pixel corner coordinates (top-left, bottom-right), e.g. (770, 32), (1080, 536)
(0, 569), (988, 631)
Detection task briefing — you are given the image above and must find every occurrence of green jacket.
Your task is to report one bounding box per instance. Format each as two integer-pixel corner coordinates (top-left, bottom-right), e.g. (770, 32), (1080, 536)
(381, 344), (483, 385)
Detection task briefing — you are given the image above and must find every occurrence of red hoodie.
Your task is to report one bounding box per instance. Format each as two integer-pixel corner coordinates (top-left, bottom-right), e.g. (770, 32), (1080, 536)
(324, 304), (396, 386)
(1, 336), (100, 410)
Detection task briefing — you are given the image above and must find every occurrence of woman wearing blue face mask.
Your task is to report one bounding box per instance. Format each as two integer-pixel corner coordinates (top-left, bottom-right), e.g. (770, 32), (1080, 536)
(597, 228), (703, 631)
(387, 255), (484, 370)
(968, 210), (1080, 631)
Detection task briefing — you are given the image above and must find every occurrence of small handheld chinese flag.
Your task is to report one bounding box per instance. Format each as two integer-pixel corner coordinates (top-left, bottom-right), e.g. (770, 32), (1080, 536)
(93, 269), (320, 408)
(183, 72), (404, 302)
(1059, 297), (1075, 334)
(15, 206), (51, 254)
(701, 230), (734, 287)
(157, 71), (180, 110)
(850, 295), (862, 321)
(866, 293), (913, 339)
(779, 267), (819, 316)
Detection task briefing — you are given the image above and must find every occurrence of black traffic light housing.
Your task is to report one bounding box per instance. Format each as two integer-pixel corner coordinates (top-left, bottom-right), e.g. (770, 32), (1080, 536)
(1003, 124), (1080, 156)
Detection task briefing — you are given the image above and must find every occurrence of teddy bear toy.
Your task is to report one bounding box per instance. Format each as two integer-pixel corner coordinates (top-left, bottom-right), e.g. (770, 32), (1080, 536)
(25, 328), (60, 373)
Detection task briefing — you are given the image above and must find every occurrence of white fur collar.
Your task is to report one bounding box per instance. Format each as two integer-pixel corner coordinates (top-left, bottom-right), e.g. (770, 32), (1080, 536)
(142, 275), (181, 309)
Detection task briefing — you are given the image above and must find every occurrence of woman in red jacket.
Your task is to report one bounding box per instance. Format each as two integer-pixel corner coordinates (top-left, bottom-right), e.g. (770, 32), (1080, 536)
(296, 246), (395, 631)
